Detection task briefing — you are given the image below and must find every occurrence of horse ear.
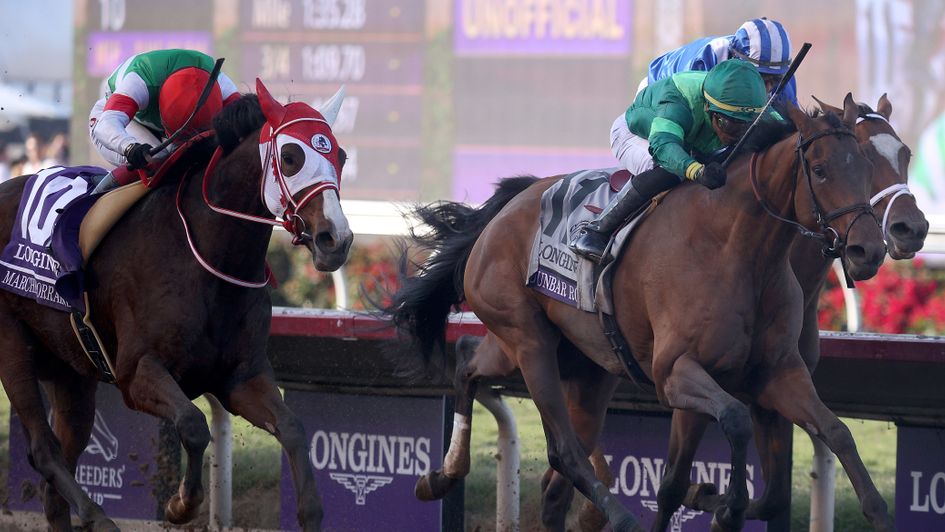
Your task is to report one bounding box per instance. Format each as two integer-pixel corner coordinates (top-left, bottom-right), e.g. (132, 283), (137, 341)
(877, 93), (893, 120)
(811, 95), (842, 116)
(786, 102), (810, 131)
(842, 93), (858, 127)
(255, 78), (286, 127)
(317, 85), (346, 127)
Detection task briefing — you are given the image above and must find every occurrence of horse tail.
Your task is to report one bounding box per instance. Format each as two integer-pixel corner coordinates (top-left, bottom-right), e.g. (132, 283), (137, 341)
(384, 176), (538, 373)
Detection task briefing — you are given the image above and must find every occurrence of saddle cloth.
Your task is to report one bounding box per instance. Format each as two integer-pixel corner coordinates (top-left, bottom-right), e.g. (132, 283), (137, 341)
(0, 166), (105, 311)
(526, 167), (650, 312)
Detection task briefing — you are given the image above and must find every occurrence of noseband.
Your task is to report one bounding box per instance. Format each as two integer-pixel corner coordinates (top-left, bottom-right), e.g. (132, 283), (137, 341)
(176, 134), (338, 288)
(749, 127), (877, 259)
(857, 111), (914, 243)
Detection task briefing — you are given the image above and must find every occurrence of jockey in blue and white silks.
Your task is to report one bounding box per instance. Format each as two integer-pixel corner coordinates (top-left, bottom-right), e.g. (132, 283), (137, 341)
(646, 18), (798, 108)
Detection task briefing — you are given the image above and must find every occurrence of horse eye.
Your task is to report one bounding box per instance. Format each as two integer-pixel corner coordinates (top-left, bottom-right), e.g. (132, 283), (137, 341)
(813, 165), (826, 178)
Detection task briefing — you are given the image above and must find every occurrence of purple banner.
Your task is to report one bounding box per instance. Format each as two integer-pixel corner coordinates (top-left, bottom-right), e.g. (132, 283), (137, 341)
(897, 425), (945, 530)
(452, 146), (616, 202)
(86, 32), (213, 77)
(454, 0), (632, 56)
(599, 412), (767, 531)
(280, 391), (445, 531)
(7, 385), (163, 519)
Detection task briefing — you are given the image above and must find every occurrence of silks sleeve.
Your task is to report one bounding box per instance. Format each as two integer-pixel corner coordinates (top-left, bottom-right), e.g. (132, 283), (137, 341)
(646, 90), (702, 180)
(92, 72), (149, 157)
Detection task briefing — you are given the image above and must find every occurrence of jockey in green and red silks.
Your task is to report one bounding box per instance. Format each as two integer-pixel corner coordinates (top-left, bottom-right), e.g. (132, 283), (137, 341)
(88, 49), (240, 193)
(570, 60), (770, 262)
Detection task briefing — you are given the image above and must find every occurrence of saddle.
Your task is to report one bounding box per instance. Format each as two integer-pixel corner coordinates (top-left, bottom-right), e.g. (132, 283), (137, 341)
(64, 131), (216, 383)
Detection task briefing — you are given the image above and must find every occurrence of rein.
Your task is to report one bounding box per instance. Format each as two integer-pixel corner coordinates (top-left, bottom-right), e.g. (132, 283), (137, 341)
(748, 127), (877, 266)
(176, 123), (338, 287)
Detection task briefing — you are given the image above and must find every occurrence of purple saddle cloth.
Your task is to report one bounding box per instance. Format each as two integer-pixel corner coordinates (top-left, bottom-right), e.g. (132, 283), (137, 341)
(0, 165), (106, 313)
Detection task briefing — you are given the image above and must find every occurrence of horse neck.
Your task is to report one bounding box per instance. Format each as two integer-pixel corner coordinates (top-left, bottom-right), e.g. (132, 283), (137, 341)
(722, 136), (805, 272)
(182, 146), (274, 274)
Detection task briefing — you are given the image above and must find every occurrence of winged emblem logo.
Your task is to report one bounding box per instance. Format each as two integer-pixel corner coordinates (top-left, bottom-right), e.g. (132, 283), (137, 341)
(640, 500), (702, 532)
(329, 473), (394, 505)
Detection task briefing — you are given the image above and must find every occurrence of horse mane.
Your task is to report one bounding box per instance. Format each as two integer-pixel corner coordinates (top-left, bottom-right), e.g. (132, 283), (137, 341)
(213, 94), (265, 154)
(738, 103), (855, 156)
(739, 103), (798, 154)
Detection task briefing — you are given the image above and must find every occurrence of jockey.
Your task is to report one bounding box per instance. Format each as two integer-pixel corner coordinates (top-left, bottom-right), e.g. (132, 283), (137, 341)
(88, 49), (239, 193)
(645, 18), (798, 107)
(570, 59), (769, 262)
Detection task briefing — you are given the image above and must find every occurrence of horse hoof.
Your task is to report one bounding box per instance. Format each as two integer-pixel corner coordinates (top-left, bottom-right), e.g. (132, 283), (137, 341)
(684, 482), (721, 511)
(414, 469), (458, 501)
(710, 508), (745, 532)
(612, 513), (645, 532)
(164, 493), (201, 524)
(92, 517), (121, 532)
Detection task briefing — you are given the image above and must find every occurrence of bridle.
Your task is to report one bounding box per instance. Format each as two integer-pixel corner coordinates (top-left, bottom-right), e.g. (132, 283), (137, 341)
(856, 111), (914, 242)
(177, 118), (340, 288)
(749, 126), (878, 260)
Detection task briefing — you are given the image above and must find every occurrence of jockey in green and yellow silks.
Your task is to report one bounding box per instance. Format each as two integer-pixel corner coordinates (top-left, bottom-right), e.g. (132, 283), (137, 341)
(570, 59), (769, 262)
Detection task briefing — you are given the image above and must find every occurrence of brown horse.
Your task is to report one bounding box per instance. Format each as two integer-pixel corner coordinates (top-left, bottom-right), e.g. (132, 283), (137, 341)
(0, 81), (351, 531)
(534, 94), (930, 530)
(385, 95), (892, 531)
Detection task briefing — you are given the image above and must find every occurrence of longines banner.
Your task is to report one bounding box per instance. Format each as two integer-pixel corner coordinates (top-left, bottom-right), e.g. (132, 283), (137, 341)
(599, 411), (767, 531)
(7, 385), (163, 519)
(896, 425), (945, 530)
(280, 390), (446, 531)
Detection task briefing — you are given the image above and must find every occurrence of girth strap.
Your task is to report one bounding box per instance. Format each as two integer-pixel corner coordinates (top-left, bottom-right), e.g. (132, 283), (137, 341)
(599, 311), (654, 389)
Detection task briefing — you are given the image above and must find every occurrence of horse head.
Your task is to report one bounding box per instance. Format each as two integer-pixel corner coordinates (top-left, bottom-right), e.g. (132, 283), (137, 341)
(256, 79), (353, 271)
(812, 94), (928, 259)
(784, 94), (886, 280)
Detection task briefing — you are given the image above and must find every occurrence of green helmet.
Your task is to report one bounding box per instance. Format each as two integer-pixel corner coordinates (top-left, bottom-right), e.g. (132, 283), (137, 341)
(702, 59), (768, 122)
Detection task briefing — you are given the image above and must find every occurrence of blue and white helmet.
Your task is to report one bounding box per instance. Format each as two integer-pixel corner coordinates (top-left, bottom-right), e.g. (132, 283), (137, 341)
(731, 18), (792, 75)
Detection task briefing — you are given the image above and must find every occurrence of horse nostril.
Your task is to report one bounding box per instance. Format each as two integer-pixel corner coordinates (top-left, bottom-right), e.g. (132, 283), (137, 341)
(890, 220), (929, 241)
(889, 222), (912, 239)
(315, 231), (336, 250)
(845, 244), (866, 263)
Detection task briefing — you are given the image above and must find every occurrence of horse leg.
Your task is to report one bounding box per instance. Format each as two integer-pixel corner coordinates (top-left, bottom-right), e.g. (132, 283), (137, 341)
(743, 405), (793, 521)
(0, 331), (116, 530)
(39, 374), (98, 531)
(660, 355), (752, 532)
(224, 372), (322, 531)
(757, 364), (893, 531)
(542, 362), (620, 532)
(493, 322), (642, 532)
(652, 410), (710, 532)
(124, 355), (210, 524)
(417, 333), (517, 501)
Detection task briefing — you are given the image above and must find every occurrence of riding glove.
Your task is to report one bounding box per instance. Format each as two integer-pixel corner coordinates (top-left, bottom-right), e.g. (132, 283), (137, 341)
(695, 162), (727, 189)
(124, 143), (153, 170)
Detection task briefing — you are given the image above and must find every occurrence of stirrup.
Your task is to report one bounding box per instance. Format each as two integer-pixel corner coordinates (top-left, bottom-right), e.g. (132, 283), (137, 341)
(570, 227), (609, 263)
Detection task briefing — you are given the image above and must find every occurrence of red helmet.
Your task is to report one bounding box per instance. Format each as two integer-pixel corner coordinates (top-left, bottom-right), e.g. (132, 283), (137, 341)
(159, 67), (223, 137)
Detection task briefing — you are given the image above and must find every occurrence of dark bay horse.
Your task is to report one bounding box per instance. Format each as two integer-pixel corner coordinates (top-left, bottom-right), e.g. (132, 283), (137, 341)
(0, 79), (351, 531)
(385, 95), (892, 531)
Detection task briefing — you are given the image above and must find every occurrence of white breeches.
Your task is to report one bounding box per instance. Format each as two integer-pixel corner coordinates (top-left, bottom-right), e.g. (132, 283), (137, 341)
(88, 98), (163, 167)
(610, 113), (654, 176)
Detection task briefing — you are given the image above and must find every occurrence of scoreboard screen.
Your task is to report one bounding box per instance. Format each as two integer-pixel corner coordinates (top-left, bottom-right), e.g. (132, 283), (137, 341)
(72, 0), (634, 203)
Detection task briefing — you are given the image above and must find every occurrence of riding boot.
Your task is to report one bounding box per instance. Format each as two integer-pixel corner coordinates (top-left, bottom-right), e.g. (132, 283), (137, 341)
(91, 165), (137, 194)
(569, 166), (681, 262)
